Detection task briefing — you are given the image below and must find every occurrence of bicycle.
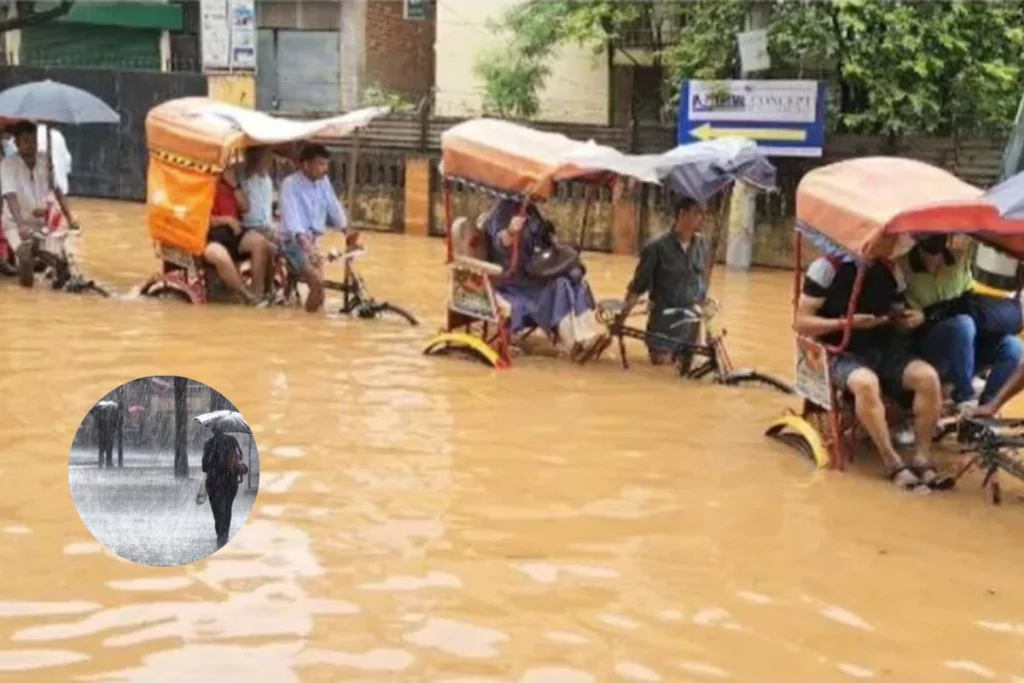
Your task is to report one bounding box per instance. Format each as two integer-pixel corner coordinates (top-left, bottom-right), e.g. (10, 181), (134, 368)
(317, 246), (419, 326)
(589, 297), (793, 394)
(28, 226), (111, 297)
(952, 416), (1024, 505)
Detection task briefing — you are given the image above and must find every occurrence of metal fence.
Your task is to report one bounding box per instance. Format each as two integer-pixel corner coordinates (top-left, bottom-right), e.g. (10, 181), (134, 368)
(0, 65), (207, 200)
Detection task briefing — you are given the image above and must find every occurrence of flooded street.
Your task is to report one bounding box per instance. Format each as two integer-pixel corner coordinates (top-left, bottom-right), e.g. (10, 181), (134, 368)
(2, 198), (1024, 682)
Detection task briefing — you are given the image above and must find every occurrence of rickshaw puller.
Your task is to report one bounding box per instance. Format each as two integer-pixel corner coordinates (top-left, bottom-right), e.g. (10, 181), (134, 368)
(278, 143), (353, 314)
(796, 255), (953, 493)
(1, 121), (79, 289)
(619, 196), (708, 365)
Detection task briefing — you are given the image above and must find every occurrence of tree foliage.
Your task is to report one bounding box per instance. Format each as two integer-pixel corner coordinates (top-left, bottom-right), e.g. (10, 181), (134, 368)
(472, 0), (641, 118)
(1, 1), (75, 33)
(476, 0), (1024, 137)
(363, 84), (416, 115)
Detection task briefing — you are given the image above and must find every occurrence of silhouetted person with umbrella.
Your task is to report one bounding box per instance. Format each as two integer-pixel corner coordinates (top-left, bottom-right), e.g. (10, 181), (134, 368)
(92, 400), (120, 468)
(201, 426), (246, 548)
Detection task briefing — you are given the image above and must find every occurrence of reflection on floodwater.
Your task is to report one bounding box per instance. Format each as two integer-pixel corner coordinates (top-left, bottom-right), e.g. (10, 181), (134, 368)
(1, 199), (1024, 681)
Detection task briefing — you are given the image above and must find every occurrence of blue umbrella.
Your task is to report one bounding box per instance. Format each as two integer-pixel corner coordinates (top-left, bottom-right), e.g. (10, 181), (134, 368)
(566, 137), (776, 203)
(655, 138), (777, 203)
(0, 79), (119, 125)
(985, 169), (1024, 221)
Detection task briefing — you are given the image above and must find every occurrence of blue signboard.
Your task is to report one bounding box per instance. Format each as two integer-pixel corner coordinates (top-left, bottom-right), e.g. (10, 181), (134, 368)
(677, 79), (826, 158)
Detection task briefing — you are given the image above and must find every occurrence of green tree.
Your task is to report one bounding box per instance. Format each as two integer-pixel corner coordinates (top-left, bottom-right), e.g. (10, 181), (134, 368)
(478, 0), (1024, 137)
(663, 0), (1024, 137)
(472, 0), (646, 118)
(363, 84), (417, 115)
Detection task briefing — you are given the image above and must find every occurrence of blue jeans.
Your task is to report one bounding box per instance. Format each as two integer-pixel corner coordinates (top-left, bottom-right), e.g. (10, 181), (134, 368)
(919, 314), (1024, 404)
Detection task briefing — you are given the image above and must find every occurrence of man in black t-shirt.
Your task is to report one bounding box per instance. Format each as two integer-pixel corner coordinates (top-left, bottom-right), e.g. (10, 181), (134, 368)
(796, 256), (951, 493)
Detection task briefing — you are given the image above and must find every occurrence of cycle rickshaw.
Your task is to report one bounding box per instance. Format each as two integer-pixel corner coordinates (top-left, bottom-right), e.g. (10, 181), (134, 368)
(421, 118), (654, 367)
(0, 104), (112, 297)
(139, 97), (417, 324)
(580, 141), (793, 394)
(422, 117), (789, 388)
(765, 156), (1024, 502)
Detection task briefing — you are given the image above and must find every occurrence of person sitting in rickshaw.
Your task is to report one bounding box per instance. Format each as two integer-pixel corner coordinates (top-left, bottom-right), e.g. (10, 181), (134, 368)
(0, 121), (79, 289)
(206, 164), (273, 306)
(971, 359), (1024, 418)
(241, 146), (277, 244)
(240, 145), (280, 294)
(278, 143), (355, 314)
(795, 255), (953, 493)
(617, 195), (708, 365)
(481, 198), (607, 360)
(895, 234), (1023, 414)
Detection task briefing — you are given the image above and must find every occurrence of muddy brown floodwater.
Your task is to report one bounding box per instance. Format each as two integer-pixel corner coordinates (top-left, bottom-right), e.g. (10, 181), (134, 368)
(1, 198), (1024, 682)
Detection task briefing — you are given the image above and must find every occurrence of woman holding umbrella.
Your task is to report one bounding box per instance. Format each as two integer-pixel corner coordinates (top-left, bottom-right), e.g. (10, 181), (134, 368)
(197, 411), (250, 549)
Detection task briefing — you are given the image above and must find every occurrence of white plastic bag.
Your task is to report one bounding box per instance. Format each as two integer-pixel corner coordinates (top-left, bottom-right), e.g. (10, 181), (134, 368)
(195, 474), (208, 505)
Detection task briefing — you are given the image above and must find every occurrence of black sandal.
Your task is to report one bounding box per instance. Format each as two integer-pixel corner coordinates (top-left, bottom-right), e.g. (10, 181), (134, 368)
(911, 464), (956, 491)
(889, 465), (930, 493)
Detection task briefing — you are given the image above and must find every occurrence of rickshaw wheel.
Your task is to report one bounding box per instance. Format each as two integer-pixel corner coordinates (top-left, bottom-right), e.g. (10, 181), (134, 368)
(143, 283), (192, 304)
(765, 414), (831, 468)
(423, 332), (504, 368)
(722, 370), (795, 395)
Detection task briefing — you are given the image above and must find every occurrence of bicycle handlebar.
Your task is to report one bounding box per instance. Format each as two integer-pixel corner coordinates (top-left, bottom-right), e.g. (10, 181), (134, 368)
(326, 246), (367, 263)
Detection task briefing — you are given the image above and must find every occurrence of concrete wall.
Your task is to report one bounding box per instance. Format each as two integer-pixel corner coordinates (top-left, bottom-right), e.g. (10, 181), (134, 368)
(434, 0), (610, 124)
(208, 74), (256, 108)
(256, 1), (346, 112)
(364, 0), (434, 102)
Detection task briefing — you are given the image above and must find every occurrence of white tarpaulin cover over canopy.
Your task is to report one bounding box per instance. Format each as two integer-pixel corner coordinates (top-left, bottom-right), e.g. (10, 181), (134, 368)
(439, 118), (776, 202)
(146, 97), (389, 167)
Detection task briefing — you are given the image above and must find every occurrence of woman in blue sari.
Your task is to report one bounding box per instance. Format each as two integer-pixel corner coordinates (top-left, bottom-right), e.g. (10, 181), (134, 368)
(482, 198), (607, 360)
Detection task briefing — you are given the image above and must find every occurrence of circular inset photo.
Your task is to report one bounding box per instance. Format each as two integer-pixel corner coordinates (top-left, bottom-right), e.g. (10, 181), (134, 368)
(68, 376), (260, 566)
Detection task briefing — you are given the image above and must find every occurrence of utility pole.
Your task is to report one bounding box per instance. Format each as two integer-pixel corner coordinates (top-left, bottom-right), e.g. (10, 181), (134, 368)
(116, 383), (125, 468)
(725, 2), (770, 271)
(173, 376), (189, 478)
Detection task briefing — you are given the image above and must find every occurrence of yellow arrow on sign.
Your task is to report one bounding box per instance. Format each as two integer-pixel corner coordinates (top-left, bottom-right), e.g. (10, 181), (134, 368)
(690, 123), (808, 143)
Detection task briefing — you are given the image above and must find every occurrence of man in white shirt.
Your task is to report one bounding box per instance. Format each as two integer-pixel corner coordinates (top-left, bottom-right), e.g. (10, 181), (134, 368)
(37, 124), (72, 196)
(1, 121), (79, 288)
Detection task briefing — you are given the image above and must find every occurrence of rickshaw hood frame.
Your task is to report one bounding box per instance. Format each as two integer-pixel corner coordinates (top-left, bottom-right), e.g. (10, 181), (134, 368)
(796, 156), (1024, 262)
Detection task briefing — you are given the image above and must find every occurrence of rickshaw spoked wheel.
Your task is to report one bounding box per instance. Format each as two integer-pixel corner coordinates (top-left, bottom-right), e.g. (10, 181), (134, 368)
(764, 412), (831, 468)
(142, 282), (193, 304)
(423, 331), (505, 368)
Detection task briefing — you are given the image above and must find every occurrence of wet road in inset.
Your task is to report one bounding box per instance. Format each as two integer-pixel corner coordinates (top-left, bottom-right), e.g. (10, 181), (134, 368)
(1, 199), (1023, 682)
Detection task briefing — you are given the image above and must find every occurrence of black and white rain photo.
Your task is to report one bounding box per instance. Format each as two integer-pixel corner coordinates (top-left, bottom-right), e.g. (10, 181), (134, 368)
(68, 376), (260, 567)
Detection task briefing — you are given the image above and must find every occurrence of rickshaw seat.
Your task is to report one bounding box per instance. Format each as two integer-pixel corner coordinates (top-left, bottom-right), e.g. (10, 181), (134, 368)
(450, 216), (511, 318)
(451, 216), (503, 276)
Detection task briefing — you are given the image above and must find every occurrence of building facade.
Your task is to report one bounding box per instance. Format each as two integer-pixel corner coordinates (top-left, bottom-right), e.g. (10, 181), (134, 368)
(255, 0), (435, 114)
(434, 0), (610, 125)
(7, 1), (182, 71)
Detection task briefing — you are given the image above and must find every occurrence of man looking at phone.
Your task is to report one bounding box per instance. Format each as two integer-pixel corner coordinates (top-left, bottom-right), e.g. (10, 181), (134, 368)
(794, 255), (950, 493)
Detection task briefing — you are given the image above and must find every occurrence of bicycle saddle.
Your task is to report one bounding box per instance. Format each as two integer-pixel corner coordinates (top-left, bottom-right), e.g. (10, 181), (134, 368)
(597, 299), (626, 314)
(662, 306), (701, 320)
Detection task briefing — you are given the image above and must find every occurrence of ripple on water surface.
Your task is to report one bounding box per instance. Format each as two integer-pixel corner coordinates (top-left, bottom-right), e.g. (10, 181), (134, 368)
(3, 200), (1024, 682)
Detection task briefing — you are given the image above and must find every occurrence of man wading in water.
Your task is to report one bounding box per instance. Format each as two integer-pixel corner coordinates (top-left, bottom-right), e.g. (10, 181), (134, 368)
(202, 428), (247, 549)
(619, 196), (709, 365)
